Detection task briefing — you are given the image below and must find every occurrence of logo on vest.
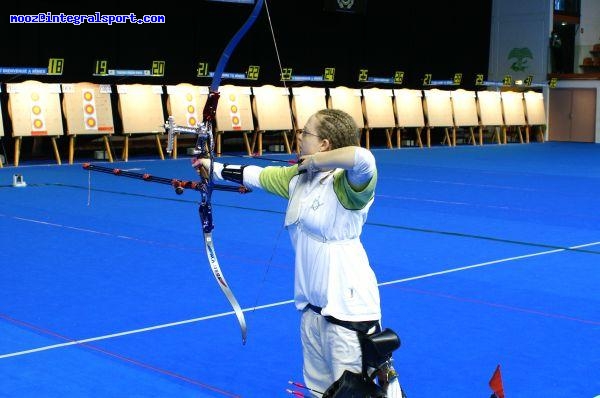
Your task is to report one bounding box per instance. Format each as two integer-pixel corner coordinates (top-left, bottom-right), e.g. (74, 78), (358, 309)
(311, 197), (324, 211)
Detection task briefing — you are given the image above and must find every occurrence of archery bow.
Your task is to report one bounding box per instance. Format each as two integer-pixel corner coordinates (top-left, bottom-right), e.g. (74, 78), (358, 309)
(164, 0), (265, 345)
(84, 1), (264, 345)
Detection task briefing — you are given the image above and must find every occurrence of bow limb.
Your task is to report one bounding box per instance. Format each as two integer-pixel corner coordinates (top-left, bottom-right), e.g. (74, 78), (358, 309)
(198, 0), (264, 345)
(203, 232), (247, 344)
(210, 0), (265, 93)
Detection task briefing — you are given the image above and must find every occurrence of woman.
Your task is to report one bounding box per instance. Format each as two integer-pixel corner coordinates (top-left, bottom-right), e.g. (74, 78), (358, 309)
(193, 109), (402, 396)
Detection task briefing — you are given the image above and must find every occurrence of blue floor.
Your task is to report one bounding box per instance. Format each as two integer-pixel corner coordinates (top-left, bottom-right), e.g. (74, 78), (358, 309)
(1, 142), (599, 397)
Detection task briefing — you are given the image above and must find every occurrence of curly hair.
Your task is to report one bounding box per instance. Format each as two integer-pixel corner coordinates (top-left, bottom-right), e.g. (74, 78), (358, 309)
(310, 109), (360, 149)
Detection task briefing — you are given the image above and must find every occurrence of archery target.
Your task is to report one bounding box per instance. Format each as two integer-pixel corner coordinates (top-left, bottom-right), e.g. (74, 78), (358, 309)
(62, 83), (114, 135)
(7, 80), (63, 137)
(166, 84), (209, 128)
(228, 93), (242, 130)
(214, 85), (253, 132)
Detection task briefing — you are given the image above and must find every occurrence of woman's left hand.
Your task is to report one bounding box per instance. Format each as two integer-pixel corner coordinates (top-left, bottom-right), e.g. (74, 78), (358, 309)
(192, 157), (211, 178)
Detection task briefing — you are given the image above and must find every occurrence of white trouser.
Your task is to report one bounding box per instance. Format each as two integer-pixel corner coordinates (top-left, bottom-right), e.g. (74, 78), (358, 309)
(300, 308), (363, 396)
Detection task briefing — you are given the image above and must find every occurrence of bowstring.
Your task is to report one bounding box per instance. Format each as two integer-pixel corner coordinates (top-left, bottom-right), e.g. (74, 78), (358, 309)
(251, 0), (291, 313)
(264, 0), (298, 152)
(87, 169), (91, 207)
(264, 0), (287, 92)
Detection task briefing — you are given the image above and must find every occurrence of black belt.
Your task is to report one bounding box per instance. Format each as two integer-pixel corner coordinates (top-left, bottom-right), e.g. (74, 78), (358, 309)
(306, 303), (323, 314)
(305, 304), (379, 335)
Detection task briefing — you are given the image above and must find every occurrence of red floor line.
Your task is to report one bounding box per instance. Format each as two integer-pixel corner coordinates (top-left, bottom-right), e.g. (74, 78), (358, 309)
(392, 286), (600, 325)
(0, 313), (241, 397)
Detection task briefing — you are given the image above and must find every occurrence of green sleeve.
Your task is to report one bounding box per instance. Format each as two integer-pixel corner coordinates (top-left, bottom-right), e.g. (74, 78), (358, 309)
(258, 165), (299, 199)
(333, 169), (377, 210)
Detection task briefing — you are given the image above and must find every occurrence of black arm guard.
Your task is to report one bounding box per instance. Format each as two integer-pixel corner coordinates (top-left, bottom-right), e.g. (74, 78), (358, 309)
(221, 164), (247, 185)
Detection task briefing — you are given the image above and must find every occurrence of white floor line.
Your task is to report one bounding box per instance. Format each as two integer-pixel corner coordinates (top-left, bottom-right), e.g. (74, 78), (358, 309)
(0, 300), (293, 359)
(380, 240), (600, 286)
(2, 240), (599, 360)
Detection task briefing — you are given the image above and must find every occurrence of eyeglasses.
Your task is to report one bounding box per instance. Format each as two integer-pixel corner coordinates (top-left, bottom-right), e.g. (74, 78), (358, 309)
(300, 129), (320, 139)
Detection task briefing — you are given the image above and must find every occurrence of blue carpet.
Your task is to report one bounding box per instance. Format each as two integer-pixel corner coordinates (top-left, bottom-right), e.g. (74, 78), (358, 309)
(1, 142), (599, 397)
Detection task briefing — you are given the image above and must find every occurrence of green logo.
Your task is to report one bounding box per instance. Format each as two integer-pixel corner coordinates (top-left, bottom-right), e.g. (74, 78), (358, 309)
(508, 48), (533, 72)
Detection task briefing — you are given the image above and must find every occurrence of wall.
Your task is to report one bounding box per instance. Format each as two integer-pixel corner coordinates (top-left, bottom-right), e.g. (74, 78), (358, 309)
(488, 0), (552, 84)
(575, 0), (600, 70)
(2, 1), (493, 88)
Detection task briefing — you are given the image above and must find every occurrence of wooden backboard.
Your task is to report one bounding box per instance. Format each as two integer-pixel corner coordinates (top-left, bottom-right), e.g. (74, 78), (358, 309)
(117, 84), (165, 134)
(291, 86), (327, 130)
(476, 91), (504, 126)
(327, 86), (365, 128)
(423, 89), (453, 127)
(501, 91), (526, 126)
(451, 89), (479, 127)
(393, 88), (425, 128)
(252, 85), (293, 130)
(523, 91), (546, 125)
(361, 88), (395, 128)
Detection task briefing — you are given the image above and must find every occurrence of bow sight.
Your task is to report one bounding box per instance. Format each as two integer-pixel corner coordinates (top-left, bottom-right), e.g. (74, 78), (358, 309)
(164, 115), (212, 158)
